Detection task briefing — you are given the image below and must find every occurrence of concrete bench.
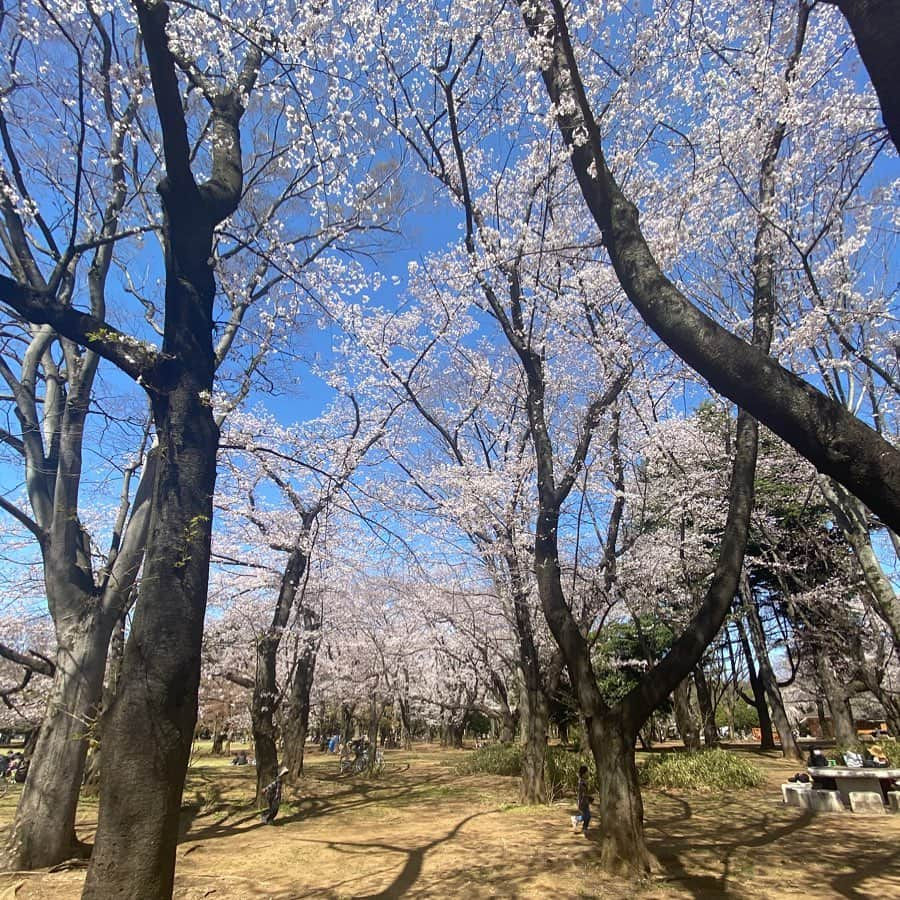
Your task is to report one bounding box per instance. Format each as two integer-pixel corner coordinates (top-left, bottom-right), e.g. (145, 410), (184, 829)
(782, 783), (812, 807)
(807, 789), (843, 812)
(808, 766), (900, 807)
(888, 792), (900, 813)
(849, 791), (886, 814)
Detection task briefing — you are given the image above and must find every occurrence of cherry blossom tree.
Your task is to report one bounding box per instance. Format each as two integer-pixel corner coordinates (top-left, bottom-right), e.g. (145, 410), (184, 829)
(515, 0), (900, 533)
(213, 396), (390, 797)
(0, 1), (393, 894)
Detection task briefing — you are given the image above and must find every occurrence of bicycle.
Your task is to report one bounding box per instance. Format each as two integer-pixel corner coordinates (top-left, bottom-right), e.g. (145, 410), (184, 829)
(354, 746), (385, 775)
(339, 744), (385, 775)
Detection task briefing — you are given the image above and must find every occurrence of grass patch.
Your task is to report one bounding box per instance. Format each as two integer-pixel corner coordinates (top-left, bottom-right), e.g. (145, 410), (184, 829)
(639, 749), (765, 792)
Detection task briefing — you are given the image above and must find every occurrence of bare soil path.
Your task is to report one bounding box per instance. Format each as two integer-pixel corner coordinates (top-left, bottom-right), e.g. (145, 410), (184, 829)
(1, 744), (898, 898)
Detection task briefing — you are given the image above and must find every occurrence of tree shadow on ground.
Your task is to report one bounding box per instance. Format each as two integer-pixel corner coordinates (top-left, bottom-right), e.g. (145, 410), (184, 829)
(176, 767), (449, 846)
(647, 790), (900, 899)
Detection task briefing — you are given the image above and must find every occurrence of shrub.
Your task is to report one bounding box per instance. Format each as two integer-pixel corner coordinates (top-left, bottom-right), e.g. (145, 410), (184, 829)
(639, 749), (764, 792)
(456, 743), (522, 777)
(544, 746), (594, 801)
(456, 743), (597, 802)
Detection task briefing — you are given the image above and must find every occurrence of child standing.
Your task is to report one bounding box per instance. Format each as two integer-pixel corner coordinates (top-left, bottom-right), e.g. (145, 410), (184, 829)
(571, 764), (592, 835)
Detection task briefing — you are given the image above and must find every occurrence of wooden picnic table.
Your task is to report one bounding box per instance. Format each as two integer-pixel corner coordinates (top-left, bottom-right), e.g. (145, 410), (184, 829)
(808, 766), (900, 805)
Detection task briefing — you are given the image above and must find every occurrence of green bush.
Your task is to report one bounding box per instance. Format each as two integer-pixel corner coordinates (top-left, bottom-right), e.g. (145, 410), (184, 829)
(639, 749), (764, 792)
(456, 743), (522, 777)
(456, 743), (596, 801)
(544, 746), (594, 801)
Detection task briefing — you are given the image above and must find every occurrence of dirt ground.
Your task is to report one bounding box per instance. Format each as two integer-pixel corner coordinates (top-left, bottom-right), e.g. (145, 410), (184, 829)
(1, 744), (899, 899)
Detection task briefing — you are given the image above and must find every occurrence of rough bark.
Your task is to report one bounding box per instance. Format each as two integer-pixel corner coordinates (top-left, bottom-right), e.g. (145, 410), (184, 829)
(816, 657), (858, 746)
(735, 617), (776, 750)
(251, 545), (309, 801)
(281, 618), (320, 777)
(819, 477), (900, 647)
(5, 454), (153, 871)
(589, 715), (651, 876)
(5, 610), (112, 868)
(518, 683), (549, 804)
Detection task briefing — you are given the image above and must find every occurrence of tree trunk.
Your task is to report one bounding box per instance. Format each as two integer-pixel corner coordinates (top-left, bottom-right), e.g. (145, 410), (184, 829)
(519, 684), (549, 804)
(340, 704), (354, 744)
(589, 714), (651, 875)
(672, 680), (701, 751)
(819, 477), (900, 647)
(742, 592), (801, 759)
(498, 708), (518, 744)
(817, 699), (832, 739)
(735, 618), (776, 750)
(817, 658), (857, 746)
(5, 610), (113, 869)
(281, 641), (318, 777)
(692, 666), (718, 748)
(82, 387), (219, 900)
(251, 634), (280, 805)
(397, 694), (413, 750)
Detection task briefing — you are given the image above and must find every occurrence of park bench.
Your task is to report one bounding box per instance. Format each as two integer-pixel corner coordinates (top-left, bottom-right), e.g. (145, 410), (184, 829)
(807, 766), (900, 810)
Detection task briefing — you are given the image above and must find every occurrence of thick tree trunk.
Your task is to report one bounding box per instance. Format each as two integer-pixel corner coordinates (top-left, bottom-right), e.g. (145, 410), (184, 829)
(5, 610), (113, 869)
(817, 658), (857, 746)
(498, 707), (518, 744)
(397, 694), (413, 750)
(672, 680), (701, 751)
(692, 666), (718, 748)
(519, 684), (549, 804)
(589, 715), (651, 875)
(340, 704), (354, 744)
(816, 699), (832, 739)
(251, 640), (280, 805)
(82, 388), (219, 900)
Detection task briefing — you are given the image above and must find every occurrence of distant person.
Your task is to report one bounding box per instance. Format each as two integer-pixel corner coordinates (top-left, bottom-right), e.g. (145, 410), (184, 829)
(260, 765), (288, 825)
(866, 744), (889, 767)
(808, 747), (829, 768)
(570, 764), (592, 835)
(231, 750), (249, 766)
(13, 756), (29, 783)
